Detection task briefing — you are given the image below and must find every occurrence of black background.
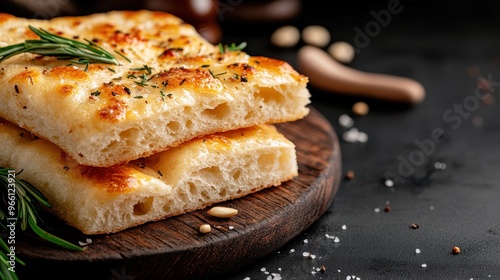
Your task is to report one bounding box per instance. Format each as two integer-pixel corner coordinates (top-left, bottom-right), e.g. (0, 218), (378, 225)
(3, 1), (500, 279)
(219, 1), (500, 279)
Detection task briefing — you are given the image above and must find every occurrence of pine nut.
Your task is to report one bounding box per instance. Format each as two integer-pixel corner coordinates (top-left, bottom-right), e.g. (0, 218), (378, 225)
(328, 41), (355, 63)
(270, 25), (300, 48)
(207, 206), (238, 218)
(302, 25), (330, 47)
(199, 224), (211, 234)
(352, 101), (369, 116)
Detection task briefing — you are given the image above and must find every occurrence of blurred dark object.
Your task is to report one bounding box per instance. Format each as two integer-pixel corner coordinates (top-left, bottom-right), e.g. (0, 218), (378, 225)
(0, 0), (307, 44)
(217, 0), (301, 23)
(1, 0), (221, 43)
(145, 0), (220, 44)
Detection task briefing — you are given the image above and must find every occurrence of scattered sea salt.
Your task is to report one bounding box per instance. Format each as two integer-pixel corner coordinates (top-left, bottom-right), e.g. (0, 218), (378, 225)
(228, 226), (234, 230)
(374, 208), (381, 213)
(416, 249), (421, 254)
(339, 114), (354, 128)
(303, 252), (310, 257)
(434, 161), (446, 170)
(342, 225), (347, 230)
(304, 239), (309, 244)
(78, 238), (92, 246)
(343, 128), (369, 143)
(384, 179), (394, 187)
(421, 264), (427, 268)
(357, 131), (368, 143)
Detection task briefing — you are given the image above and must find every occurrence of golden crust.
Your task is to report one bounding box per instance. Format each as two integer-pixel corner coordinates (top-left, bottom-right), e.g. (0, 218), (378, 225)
(0, 10), (310, 167)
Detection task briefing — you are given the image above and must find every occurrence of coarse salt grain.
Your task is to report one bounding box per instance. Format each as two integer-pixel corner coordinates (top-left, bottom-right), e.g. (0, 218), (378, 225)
(304, 239), (308, 243)
(271, 273), (282, 280)
(228, 226), (234, 230)
(416, 248), (421, 254)
(434, 161), (446, 170)
(289, 249), (295, 253)
(78, 238), (92, 246)
(374, 208), (381, 213)
(343, 127), (368, 143)
(303, 252), (310, 257)
(421, 264), (427, 268)
(357, 131), (368, 143)
(309, 254), (317, 259)
(384, 179), (394, 187)
(343, 128), (359, 142)
(339, 114), (354, 128)
(342, 225), (347, 230)
(243, 277), (250, 280)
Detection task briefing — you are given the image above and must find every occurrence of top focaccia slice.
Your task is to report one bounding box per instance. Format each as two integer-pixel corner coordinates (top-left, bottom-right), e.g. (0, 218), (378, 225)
(0, 10), (310, 167)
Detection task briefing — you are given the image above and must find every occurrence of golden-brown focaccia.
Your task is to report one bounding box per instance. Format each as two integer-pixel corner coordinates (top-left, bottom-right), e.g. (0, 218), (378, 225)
(0, 10), (310, 167)
(0, 119), (298, 235)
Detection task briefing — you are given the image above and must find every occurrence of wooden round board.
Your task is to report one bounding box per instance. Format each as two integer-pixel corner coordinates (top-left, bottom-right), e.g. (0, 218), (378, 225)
(17, 106), (341, 280)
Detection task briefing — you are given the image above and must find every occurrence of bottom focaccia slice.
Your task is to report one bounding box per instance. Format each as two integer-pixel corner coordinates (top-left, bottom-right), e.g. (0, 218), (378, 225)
(0, 120), (298, 235)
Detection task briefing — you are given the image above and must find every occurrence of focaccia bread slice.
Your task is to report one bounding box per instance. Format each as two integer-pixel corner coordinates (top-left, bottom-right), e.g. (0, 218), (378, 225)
(0, 10), (310, 167)
(0, 119), (298, 235)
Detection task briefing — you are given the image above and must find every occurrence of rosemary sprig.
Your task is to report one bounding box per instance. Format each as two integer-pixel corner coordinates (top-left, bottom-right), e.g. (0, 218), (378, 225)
(0, 26), (120, 65)
(218, 42), (247, 54)
(0, 168), (83, 279)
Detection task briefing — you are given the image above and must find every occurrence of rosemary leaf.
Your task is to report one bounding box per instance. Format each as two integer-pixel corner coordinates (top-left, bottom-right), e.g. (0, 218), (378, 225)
(0, 26), (120, 65)
(218, 42), (247, 54)
(28, 218), (83, 251)
(0, 168), (83, 254)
